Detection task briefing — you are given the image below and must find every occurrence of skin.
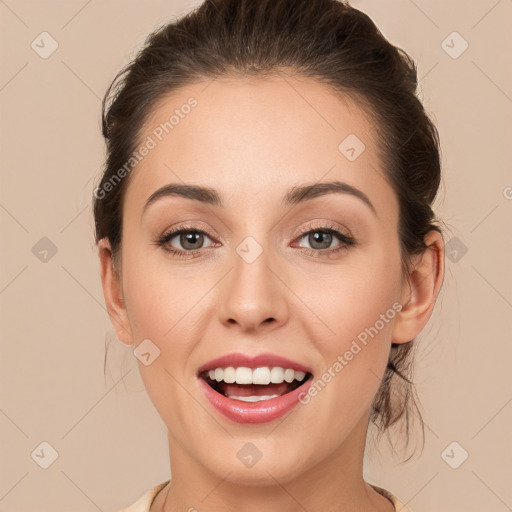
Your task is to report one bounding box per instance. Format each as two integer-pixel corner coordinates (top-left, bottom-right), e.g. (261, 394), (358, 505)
(98, 73), (444, 512)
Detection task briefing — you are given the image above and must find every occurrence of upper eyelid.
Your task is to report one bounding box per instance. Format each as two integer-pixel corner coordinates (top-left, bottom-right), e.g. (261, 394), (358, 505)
(162, 223), (347, 236)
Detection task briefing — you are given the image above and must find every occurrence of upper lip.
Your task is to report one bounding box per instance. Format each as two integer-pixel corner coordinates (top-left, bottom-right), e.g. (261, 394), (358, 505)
(197, 352), (313, 375)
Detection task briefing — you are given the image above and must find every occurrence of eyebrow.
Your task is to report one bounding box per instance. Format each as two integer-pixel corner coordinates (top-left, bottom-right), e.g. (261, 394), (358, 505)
(142, 180), (377, 217)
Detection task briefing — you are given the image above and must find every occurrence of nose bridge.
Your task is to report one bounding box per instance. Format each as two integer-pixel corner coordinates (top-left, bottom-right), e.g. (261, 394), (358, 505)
(219, 233), (288, 331)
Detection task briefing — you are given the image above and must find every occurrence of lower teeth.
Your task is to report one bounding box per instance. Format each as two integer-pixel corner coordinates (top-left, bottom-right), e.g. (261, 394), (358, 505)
(227, 394), (281, 402)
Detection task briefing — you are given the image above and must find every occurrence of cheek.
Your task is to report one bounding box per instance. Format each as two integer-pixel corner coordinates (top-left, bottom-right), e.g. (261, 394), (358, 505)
(120, 236), (193, 341)
(122, 266), (171, 341)
(297, 267), (400, 437)
(120, 245), (205, 382)
(296, 244), (402, 420)
(120, 249), (199, 427)
(303, 245), (401, 348)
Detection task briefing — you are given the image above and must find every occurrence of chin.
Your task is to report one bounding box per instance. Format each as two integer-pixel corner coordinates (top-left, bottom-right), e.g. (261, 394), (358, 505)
(201, 448), (311, 487)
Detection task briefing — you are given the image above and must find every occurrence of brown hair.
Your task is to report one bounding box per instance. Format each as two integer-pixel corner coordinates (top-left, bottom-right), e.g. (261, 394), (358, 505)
(94, 0), (444, 459)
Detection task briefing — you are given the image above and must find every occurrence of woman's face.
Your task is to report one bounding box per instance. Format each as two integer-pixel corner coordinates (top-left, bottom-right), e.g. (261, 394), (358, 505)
(103, 74), (415, 484)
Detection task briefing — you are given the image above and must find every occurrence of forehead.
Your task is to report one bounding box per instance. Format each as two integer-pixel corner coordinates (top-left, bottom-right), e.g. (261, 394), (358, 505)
(124, 73), (394, 218)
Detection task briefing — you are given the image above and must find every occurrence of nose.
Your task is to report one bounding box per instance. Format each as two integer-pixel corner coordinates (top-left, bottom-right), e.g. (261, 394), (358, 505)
(218, 239), (290, 333)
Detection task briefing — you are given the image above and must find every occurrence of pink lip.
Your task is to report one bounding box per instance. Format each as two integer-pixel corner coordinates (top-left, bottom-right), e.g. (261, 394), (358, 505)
(197, 352), (313, 424)
(197, 352), (313, 374)
(198, 374), (313, 424)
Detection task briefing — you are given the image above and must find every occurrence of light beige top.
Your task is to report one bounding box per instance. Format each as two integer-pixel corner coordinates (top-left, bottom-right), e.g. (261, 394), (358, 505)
(117, 480), (413, 512)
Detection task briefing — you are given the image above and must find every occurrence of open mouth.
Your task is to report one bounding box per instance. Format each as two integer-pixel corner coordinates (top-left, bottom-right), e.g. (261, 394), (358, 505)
(199, 369), (313, 402)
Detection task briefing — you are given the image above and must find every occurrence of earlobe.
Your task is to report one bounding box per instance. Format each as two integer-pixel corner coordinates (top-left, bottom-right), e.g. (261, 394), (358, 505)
(391, 230), (445, 345)
(97, 238), (133, 346)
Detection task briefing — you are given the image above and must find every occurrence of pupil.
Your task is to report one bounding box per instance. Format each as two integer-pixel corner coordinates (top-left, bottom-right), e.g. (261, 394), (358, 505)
(310, 231), (332, 250)
(182, 232), (203, 250)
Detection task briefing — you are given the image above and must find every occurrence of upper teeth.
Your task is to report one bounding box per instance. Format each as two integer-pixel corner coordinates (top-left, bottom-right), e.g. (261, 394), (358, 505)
(207, 367), (307, 385)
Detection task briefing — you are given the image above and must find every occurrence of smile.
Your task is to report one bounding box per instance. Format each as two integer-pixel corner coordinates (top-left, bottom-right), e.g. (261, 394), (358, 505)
(201, 366), (309, 401)
(197, 353), (314, 423)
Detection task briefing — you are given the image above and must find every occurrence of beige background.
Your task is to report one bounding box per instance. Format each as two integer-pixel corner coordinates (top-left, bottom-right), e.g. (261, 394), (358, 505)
(1, 0), (511, 510)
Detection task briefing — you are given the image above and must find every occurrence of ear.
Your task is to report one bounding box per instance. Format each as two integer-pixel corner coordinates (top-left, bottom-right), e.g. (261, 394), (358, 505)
(98, 238), (133, 346)
(392, 230), (445, 344)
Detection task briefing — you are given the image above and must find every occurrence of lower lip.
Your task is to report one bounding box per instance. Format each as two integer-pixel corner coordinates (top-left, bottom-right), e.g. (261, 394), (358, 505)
(198, 377), (313, 424)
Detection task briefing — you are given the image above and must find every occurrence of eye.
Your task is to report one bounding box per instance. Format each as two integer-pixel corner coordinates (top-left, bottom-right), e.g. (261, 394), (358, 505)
(155, 225), (216, 258)
(154, 222), (356, 259)
(293, 223), (356, 256)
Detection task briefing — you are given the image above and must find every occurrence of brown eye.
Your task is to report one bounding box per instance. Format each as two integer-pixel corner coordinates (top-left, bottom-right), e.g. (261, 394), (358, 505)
(300, 230), (336, 250)
(175, 231), (207, 251)
(156, 226), (216, 257)
(294, 225), (355, 255)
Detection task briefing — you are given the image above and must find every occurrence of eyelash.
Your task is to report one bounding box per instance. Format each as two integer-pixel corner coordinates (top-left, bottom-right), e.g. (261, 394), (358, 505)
(154, 223), (356, 259)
